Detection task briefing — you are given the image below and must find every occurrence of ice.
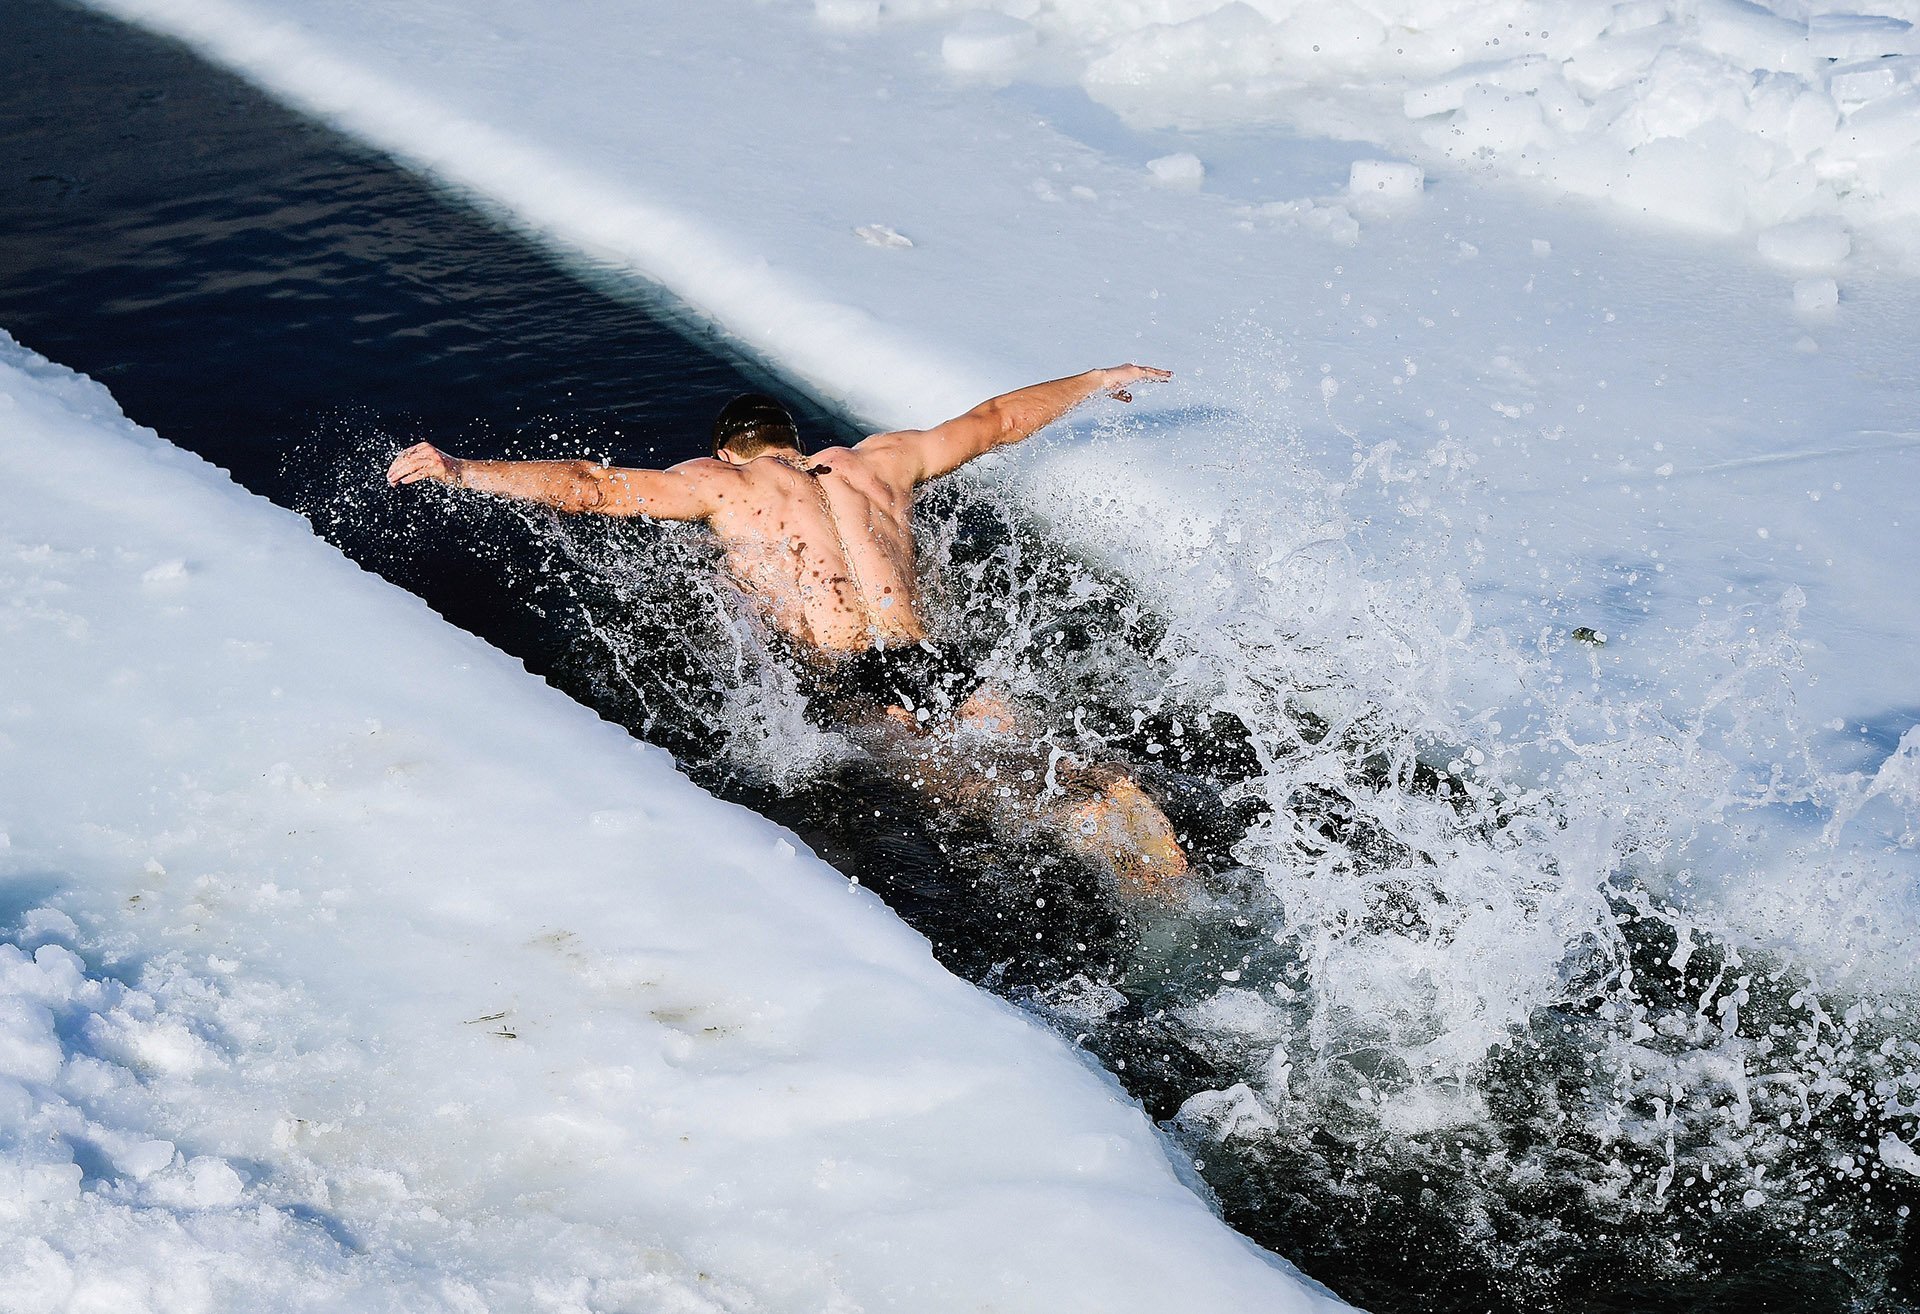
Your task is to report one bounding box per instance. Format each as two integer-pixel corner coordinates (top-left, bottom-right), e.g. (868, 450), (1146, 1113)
(1757, 217), (1853, 268)
(1808, 12), (1917, 60)
(1829, 56), (1916, 106)
(1147, 151), (1206, 188)
(1346, 159), (1423, 207)
(940, 13), (1037, 76)
(0, 333), (1344, 1309)
(1836, 85), (1920, 156)
(854, 221), (914, 248)
(765, 0), (1920, 263)
(813, 0), (880, 28)
(1793, 275), (1841, 312)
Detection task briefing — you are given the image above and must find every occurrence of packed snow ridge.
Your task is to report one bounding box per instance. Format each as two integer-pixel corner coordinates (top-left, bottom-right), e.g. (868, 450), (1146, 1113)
(839, 0), (1920, 268)
(0, 333), (1345, 1311)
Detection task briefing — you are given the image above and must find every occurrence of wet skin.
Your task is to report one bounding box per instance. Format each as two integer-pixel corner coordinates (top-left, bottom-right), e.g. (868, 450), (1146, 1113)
(387, 364), (1187, 893)
(387, 365), (1167, 653)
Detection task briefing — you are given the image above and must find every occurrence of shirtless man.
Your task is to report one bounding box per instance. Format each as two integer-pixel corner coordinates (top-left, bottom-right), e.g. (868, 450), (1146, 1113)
(386, 364), (1185, 892)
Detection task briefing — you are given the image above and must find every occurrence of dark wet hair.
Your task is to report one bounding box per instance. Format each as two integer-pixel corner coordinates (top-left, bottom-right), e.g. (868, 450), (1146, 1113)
(711, 393), (804, 459)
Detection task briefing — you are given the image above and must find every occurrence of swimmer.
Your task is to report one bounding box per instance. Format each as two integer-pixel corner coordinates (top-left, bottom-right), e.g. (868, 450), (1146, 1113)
(386, 366), (1185, 895)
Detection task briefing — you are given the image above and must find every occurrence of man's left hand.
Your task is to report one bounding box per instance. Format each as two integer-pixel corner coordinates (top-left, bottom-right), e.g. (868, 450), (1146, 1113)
(1100, 363), (1173, 404)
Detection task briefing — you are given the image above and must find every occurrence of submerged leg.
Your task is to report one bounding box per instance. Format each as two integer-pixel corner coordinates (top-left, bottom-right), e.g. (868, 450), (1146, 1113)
(860, 683), (1191, 899)
(1056, 763), (1189, 900)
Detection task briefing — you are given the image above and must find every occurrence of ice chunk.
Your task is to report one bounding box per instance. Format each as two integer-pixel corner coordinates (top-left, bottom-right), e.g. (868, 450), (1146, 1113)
(1616, 136), (1749, 234)
(1693, 0), (1815, 76)
(813, 0), (880, 28)
(1835, 86), (1920, 157)
(1793, 277), (1840, 313)
(1084, 4), (1272, 89)
(1270, 1), (1386, 66)
(1608, 1), (1670, 36)
(941, 14), (1038, 76)
(1348, 159), (1424, 206)
(0, 1238), (72, 1309)
(16, 908), (78, 946)
(1757, 218), (1852, 269)
(1260, 198), (1360, 244)
(84, 1008), (219, 1077)
(114, 1138), (178, 1181)
(1434, 82), (1553, 158)
(0, 1161), (81, 1214)
(1829, 58), (1912, 107)
(1808, 13), (1916, 61)
(148, 1155), (246, 1208)
(853, 223), (913, 249)
(141, 558), (189, 587)
(1147, 152), (1206, 189)
(0, 999), (61, 1084)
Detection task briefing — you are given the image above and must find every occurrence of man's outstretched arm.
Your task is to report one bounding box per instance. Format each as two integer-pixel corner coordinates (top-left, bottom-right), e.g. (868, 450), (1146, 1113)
(385, 443), (727, 521)
(858, 364), (1171, 485)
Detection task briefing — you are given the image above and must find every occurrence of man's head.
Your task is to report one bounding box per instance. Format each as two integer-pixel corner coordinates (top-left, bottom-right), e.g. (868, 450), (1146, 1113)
(711, 393), (804, 463)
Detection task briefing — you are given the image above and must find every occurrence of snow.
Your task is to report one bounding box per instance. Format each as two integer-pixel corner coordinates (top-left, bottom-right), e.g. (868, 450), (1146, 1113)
(37, 0), (1920, 1294)
(0, 333), (1343, 1309)
(1345, 159), (1424, 206)
(870, 0), (1920, 268)
(1793, 273), (1841, 311)
(1757, 216), (1853, 268)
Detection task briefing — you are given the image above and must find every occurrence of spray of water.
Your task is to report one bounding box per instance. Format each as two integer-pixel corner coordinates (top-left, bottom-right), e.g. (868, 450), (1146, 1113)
(292, 380), (1919, 1311)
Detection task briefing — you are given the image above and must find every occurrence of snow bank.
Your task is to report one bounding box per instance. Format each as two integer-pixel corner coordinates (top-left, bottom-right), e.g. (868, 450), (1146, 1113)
(77, 0), (1920, 1002)
(885, 0), (1920, 268)
(0, 332), (1344, 1309)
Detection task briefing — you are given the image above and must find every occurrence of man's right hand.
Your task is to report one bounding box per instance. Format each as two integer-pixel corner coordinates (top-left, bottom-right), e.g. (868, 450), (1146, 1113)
(387, 442), (464, 488)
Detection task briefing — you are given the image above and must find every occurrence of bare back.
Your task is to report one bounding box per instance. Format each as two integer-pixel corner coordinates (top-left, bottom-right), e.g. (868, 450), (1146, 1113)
(703, 445), (924, 653)
(390, 366), (1169, 655)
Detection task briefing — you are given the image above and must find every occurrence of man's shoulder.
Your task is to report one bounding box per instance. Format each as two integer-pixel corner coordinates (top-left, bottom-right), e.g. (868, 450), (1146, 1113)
(828, 440), (918, 493)
(663, 455), (745, 483)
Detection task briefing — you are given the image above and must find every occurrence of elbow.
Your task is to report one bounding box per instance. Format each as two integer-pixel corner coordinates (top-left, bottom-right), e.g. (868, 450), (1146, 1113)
(985, 397), (1027, 444)
(568, 463), (610, 514)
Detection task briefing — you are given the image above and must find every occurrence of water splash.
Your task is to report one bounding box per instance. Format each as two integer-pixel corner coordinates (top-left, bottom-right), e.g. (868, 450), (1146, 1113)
(290, 397), (1919, 1312)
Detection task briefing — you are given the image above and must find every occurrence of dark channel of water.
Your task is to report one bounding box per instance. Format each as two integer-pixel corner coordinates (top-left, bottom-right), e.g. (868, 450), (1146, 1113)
(4, 5), (1917, 1313)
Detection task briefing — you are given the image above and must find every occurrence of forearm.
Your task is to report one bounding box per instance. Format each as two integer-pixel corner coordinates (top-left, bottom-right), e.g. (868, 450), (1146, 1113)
(454, 459), (608, 513)
(982, 369), (1115, 446)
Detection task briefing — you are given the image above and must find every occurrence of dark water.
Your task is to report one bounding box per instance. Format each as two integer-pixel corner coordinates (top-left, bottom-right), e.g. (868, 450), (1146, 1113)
(4, 4), (1916, 1312)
